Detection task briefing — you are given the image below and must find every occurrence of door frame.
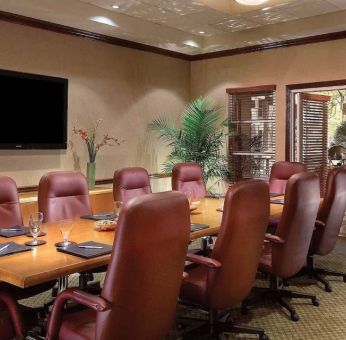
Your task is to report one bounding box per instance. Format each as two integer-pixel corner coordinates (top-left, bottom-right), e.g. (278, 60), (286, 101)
(286, 79), (346, 161)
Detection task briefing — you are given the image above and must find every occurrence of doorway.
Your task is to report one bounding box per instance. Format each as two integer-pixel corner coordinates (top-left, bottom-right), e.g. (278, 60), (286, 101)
(286, 80), (346, 193)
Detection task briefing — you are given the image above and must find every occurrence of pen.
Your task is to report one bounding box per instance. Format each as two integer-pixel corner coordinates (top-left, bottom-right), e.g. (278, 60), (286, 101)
(2, 228), (23, 232)
(0, 244), (10, 252)
(78, 245), (103, 249)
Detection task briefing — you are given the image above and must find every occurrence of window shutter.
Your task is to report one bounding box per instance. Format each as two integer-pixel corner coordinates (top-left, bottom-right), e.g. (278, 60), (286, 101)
(227, 85), (276, 182)
(299, 93), (329, 194)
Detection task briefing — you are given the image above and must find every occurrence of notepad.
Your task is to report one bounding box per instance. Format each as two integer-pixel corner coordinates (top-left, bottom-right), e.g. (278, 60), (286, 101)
(271, 199), (285, 205)
(190, 223), (209, 232)
(57, 241), (112, 259)
(80, 213), (115, 221)
(0, 226), (29, 238)
(0, 242), (31, 257)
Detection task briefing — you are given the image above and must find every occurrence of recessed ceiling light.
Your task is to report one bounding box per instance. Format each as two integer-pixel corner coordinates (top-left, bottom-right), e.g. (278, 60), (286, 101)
(199, 31), (205, 34)
(235, 0), (269, 5)
(89, 16), (118, 27)
(111, 4), (119, 9)
(262, 6), (272, 11)
(183, 40), (199, 48)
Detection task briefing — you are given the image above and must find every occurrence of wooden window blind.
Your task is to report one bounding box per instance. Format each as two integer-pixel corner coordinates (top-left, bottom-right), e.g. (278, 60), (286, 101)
(299, 93), (329, 194)
(227, 85), (276, 182)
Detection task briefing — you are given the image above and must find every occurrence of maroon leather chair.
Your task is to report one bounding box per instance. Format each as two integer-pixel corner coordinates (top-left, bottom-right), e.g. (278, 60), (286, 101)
(269, 161), (306, 195)
(46, 191), (190, 340)
(0, 176), (56, 301)
(243, 172), (320, 322)
(306, 168), (346, 292)
(113, 167), (151, 203)
(0, 176), (23, 227)
(0, 292), (24, 340)
(172, 163), (206, 199)
(179, 180), (269, 340)
(38, 171), (92, 223)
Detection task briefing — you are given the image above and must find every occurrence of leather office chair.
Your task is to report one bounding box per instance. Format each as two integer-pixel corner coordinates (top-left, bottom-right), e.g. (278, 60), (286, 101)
(38, 171), (99, 290)
(269, 161), (306, 195)
(38, 171), (92, 223)
(243, 172), (320, 322)
(0, 176), (56, 301)
(305, 168), (346, 292)
(0, 176), (23, 227)
(113, 167), (151, 203)
(172, 162), (206, 199)
(46, 191), (190, 340)
(179, 180), (270, 340)
(0, 291), (24, 340)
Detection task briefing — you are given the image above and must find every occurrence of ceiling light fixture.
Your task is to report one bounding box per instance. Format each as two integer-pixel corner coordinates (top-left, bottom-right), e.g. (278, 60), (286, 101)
(111, 4), (119, 9)
(235, 0), (269, 5)
(199, 31), (205, 34)
(89, 16), (118, 27)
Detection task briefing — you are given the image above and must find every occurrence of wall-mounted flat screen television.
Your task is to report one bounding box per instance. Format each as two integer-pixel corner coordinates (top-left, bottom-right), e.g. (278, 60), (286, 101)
(0, 69), (68, 149)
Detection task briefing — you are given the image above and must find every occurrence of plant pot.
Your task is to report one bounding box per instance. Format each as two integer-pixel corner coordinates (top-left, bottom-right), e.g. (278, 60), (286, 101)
(87, 162), (96, 189)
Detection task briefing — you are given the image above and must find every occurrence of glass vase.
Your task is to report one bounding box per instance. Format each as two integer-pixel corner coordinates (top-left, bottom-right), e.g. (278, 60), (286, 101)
(87, 162), (96, 189)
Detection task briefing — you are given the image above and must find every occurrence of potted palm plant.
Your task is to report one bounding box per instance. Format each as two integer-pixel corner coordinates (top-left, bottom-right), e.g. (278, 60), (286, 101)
(148, 98), (231, 188)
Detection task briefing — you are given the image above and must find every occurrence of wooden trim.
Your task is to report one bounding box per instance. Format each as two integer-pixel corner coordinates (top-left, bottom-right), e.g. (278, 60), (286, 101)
(2, 10), (346, 62)
(0, 10), (191, 61)
(226, 85), (276, 94)
(285, 79), (346, 161)
(191, 30), (346, 61)
(17, 173), (172, 193)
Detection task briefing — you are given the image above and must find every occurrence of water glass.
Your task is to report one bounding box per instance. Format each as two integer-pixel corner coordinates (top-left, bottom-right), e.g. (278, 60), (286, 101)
(25, 212), (46, 246)
(184, 191), (192, 206)
(59, 220), (74, 247)
(114, 201), (123, 221)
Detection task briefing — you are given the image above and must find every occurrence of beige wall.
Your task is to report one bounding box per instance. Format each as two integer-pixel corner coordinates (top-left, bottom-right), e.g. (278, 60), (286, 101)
(0, 21), (190, 187)
(190, 39), (346, 160)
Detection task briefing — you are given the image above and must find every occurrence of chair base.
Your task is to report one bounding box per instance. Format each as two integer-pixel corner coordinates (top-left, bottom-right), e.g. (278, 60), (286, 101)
(305, 256), (346, 292)
(242, 277), (319, 322)
(178, 310), (268, 340)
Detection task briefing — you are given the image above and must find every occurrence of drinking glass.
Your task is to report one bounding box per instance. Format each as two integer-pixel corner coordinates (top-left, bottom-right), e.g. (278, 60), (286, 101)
(55, 220), (75, 247)
(216, 181), (225, 212)
(25, 212), (46, 246)
(114, 201), (123, 221)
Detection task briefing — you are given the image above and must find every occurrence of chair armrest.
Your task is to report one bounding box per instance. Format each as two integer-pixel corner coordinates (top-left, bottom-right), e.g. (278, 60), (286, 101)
(186, 253), (222, 269)
(315, 220), (326, 228)
(264, 233), (285, 244)
(46, 288), (111, 340)
(0, 291), (24, 338)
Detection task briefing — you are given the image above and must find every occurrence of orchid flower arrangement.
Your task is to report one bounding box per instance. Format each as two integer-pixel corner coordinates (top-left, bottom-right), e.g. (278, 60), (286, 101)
(73, 119), (122, 163)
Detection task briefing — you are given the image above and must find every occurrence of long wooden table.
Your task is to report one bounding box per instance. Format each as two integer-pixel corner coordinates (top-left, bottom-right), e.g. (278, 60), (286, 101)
(0, 198), (283, 288)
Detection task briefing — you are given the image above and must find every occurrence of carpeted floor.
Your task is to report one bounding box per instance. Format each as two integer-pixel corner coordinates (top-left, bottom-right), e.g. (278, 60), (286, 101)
(20, 238), (346, 339)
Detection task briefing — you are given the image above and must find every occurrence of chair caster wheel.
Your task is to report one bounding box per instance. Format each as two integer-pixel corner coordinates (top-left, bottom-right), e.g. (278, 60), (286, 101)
(325, 286), (332, 293)
(343, 275), (346, 283)
(312, 298), (320, 307)
(291, 313), (299, 322)
(260, 334), (269, 340)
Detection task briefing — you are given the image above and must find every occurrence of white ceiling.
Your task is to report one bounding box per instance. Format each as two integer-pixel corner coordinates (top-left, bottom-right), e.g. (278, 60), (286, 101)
(1, 0), (346, 55)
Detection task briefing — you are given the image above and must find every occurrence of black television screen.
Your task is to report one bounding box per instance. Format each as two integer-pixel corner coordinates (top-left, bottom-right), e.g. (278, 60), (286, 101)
(0, 69), (68, 149)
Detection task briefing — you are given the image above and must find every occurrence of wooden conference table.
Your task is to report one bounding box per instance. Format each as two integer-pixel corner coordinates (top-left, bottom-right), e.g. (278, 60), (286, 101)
(0, 198), (284, 289)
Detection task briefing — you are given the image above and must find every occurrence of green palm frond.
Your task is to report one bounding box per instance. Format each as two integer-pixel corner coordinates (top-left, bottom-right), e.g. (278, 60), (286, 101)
(334, 121), (346, 146)
(148, 98), (230, 183)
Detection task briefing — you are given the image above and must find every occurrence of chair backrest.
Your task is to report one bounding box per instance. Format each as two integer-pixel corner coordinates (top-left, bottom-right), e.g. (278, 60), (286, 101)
(172, 162), (206, 199)
(96, 191), (190, 340)
(38, 171), (92, 223)
(0, 176), (23, 227)
(206, 180), (269, 310)
(113, 167), (151, 203)
(269, 161), (306, 194)
(272, 172), (320, 278)
(311, 168), (346, 256)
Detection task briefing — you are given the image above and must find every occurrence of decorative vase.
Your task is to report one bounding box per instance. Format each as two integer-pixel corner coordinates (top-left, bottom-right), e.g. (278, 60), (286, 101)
(87, 162), (96, 189)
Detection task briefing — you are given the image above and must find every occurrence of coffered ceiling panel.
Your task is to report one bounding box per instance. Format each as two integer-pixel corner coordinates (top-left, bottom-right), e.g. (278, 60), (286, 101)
(1, 0), (346, 55)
